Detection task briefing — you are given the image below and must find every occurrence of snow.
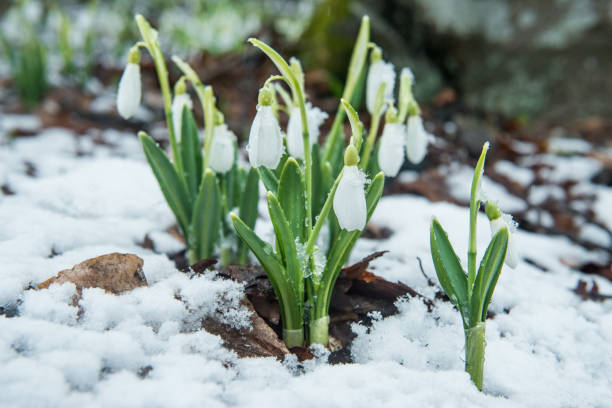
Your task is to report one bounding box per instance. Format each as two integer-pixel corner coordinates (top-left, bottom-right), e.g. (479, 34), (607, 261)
(1, 129), (611, 407)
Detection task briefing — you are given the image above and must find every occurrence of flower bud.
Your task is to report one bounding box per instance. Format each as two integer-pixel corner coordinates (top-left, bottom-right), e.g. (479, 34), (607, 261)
(333, 165), (367, 231)
(247, 105), (283, 169)
(286, 104), (328, 160)
(209, 124), (236, 173)
(405, 114), (428, 164)
(117, 48), (141, 119)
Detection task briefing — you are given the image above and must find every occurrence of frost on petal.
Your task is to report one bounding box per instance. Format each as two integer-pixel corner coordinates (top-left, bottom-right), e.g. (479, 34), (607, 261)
(171, 93), (193, 141)
(366, 60), (396, 114)
(247, 106), (283, 169)
(489, 215), (519, 269)
(333, 166), (367, 231)
(117, 63), (141, 119)
(405, 115), (428, 164)
(378, 123), (406, 177)
(209, 124), (235, 173)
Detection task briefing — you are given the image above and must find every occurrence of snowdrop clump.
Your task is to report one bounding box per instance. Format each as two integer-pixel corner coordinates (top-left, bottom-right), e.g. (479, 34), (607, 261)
(430, 142), (519, 390)
(117, 15), (259, 266)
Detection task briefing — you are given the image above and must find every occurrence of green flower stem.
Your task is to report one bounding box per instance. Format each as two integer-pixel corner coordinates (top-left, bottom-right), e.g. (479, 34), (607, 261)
(465, 322), (486, 391)
(467, 143), (489, 290)
(309, 315), (330, 346)
(135, 15), (183, 178)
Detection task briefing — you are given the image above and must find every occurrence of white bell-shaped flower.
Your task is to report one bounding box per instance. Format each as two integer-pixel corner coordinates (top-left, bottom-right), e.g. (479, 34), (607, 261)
(333, 165), (367, 231)
(171, 93), (193, 141)
(117, 62), (141, 119)
(286, 104), (328, 160)
(405, 115), (428, 164)
(378, 122), (406, 176)
(247, 105), (283, 169)
(366, 59), (396, 114)
(208, 124), (236, 173)
(489, 214), (519, 269)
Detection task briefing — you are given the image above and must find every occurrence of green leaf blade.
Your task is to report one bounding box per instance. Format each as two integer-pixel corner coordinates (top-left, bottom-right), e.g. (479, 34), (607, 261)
(190, 169), (221, 260)
(139, 132), (192, 237)
(179, 107), (203, 200)
(430, 219), (469, 320)
(278, 158), (306, 242)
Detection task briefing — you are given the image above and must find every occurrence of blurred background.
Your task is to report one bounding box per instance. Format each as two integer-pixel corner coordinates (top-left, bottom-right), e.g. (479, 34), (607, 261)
(2, 0), (612, 132)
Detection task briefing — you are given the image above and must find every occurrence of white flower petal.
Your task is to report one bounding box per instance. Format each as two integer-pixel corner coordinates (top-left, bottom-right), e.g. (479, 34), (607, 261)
(333, 166), (367, 231)
(247, 106), (283, 169)
(405, 115), (428, 164)
(286, 104), (328, 160)
(209, 124), (235, 173)
(366, 60), (396, 114)
(378, 123), (406, 176)
(171, 93), (193, 141)
(117, 63), (141, 119)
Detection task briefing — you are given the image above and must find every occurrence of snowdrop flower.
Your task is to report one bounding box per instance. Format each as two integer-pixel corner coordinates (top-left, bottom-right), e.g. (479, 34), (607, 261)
(366, 47), (395, 115)
(377, 107), (405, 177)
(209, 123), (236, 173)
(247, 87), (283, 169)
(117, 47), (141, 119)
(286, 104), (328, 160)
(405, 114), (428, 164)
(333, 146), (367, 231)
(486, 201), (519, 268)
(171, 78), (193, 141)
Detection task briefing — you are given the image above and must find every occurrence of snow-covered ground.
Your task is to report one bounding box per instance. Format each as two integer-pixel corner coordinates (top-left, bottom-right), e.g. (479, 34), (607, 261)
(1, 119), (611, 408)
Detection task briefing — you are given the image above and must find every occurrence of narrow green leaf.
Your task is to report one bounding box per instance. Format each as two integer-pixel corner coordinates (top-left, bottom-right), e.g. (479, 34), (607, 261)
(139, 132), (192, 237)
(258, 167), (279, 194)
(190, 170), (221, 260)
(278, 158), (306, 242)
(248, 38), (299, 96)
(179, 107), (202, 200)
(231, 214), (301, 330)
(471, 228), (508, 323)
(430, 219), (469, 317)
(317, 172), (385, 316)
(267, 193), (303, 297)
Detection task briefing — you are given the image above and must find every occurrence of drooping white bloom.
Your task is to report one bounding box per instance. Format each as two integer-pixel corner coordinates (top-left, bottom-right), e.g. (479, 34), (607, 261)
(333, 165), (367, 231)
(208, 124), (236, 173)
(247, 105), (283, 169)
(377, 123), (406, 176)
(171, 93), (193, 141)
(116, 62), (141, 119)
(286, 104), (328, 160)
(489, 214), (519, 268)
(405, 115), (428, 164)
(366, 60), (396, 114)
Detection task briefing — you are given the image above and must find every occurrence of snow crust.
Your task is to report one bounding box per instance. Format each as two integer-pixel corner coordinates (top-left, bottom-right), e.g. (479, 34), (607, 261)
(1, 129), (611, 407)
